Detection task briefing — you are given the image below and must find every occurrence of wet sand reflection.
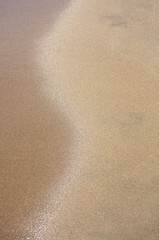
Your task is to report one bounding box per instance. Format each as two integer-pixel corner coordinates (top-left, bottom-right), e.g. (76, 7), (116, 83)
(0, 1), (72, 239)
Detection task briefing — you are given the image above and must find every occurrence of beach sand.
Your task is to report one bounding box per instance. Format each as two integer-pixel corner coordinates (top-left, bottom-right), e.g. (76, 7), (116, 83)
(0, 1), (73, 239)
(1, 0), (159, 239)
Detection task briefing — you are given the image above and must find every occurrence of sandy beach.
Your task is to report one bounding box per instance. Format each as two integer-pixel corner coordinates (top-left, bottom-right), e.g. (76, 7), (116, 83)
(1, 0), (159, 239)
(0, 1), (72, 239)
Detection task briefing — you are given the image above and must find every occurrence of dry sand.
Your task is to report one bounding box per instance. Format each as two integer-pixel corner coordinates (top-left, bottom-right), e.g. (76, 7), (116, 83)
(1, 0), (159, 239)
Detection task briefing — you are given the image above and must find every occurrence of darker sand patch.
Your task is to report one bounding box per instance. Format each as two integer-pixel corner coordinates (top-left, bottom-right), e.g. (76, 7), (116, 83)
(0, 0), (72, 238)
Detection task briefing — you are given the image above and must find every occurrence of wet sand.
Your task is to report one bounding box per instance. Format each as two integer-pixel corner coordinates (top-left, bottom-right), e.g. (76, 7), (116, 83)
(1, 0), (159, 239)
(0, 1), (72, 239)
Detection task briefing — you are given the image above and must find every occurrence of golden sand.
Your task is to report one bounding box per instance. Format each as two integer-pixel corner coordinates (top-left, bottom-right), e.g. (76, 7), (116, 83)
(1, 0), (159, 239)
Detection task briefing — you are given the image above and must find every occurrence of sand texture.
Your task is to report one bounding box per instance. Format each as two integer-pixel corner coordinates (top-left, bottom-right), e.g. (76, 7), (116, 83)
(0, 0), (159, 239)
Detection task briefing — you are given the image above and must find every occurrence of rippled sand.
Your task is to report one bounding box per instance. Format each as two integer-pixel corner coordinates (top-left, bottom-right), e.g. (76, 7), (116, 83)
(1, 0), (159, 239)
